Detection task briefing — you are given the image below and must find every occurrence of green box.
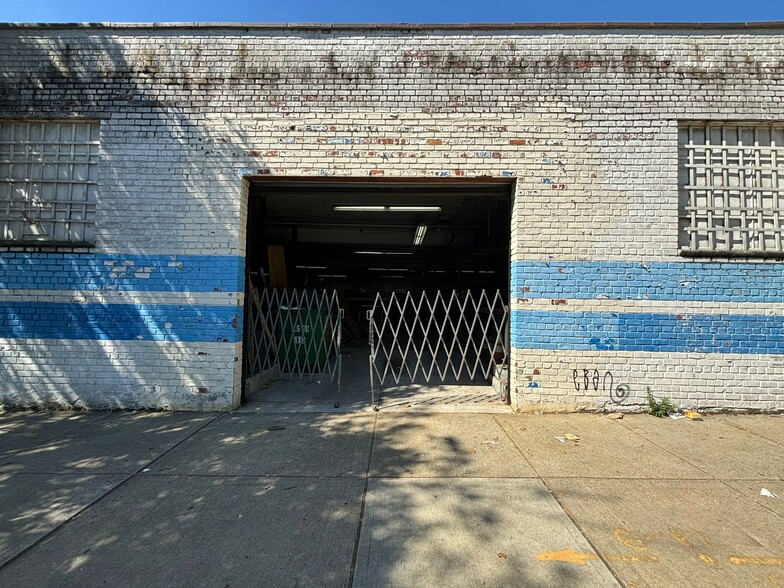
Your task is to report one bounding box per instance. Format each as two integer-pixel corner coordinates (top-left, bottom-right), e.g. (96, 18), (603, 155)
(276, 307), (332, 371)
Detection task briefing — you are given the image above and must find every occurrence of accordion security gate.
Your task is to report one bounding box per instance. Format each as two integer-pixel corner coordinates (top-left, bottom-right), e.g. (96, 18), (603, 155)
(244, 286), (344, 407)
(368, 290), (510, 410)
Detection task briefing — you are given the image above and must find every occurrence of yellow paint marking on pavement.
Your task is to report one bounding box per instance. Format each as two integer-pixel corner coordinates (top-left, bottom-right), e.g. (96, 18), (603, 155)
(605, 554), (659, 563)
(698, 553), (716, 566)
(536, 549), (599, 565)
(613, 528), (653, 551)
(537, 549), (661, 565)
(730, 557), (784, 566)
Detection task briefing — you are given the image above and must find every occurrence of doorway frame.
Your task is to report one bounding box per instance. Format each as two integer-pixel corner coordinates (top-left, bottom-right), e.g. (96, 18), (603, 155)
(238, 175), (518, 408)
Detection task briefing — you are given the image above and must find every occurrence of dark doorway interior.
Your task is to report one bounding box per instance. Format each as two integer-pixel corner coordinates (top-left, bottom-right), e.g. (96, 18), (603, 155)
(245, 178), (513, 334)
(241, 178), (514, 408)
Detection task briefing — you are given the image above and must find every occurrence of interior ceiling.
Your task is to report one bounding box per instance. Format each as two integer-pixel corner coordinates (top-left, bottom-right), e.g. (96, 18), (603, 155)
(249, 180), (512, 278)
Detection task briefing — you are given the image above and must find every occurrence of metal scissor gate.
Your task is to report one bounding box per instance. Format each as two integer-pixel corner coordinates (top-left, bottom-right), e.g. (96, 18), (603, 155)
(368, 289), (509, 410)
(245, 286), (344, 406)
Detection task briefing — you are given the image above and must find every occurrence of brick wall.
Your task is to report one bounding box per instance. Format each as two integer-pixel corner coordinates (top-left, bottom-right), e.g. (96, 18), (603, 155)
(0, 24), (782, 411)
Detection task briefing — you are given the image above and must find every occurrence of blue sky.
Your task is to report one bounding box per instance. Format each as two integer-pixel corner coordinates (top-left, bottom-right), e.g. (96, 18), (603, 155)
(1, 0), (783, 23)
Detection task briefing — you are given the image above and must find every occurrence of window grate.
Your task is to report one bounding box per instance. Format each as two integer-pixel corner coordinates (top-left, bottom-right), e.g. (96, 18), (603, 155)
(0, 121), (99, 246)
(679, 124), (784, 256)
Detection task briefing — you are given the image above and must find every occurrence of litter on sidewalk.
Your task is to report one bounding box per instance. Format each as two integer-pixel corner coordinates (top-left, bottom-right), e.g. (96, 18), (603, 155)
(669, 411), (703, 421)
(555, 433), (580, 444)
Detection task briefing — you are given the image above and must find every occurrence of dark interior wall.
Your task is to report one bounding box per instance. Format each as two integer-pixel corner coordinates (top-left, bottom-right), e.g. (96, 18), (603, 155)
(244, 179), (513, 332)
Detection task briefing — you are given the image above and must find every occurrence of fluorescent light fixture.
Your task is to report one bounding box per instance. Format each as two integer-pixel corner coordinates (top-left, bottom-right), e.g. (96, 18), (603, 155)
(296, 265), (327, 270)
(355, 250), (414, 256)
(460, 270), (475, 274)
(388, 206), (441, 212)
(368, 268), (409, 272)
(413, 224), (427, 246)
(379, 275), (405, 279)
(428, 270), (446, 274)
(333, 205), (386, 212)
(333, 205), (441, 212)
(478, 270), (495, 274)
(317, 274), (347, 278)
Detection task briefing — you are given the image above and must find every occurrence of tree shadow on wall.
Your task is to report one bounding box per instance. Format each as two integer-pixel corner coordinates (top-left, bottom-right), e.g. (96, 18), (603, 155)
(0, 30), (272, 410)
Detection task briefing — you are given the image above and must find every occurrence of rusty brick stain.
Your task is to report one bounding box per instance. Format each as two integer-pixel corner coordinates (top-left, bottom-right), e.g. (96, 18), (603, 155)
(426, 138), (442, 145)
(509, 139), (526, 145)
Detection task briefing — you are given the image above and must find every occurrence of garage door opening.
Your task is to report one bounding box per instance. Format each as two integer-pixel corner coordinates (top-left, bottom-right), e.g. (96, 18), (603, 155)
(242, 178), (513, 411)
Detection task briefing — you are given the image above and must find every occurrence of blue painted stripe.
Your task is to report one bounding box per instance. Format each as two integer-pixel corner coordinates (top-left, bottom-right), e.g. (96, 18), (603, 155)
(512, 260), (784, 303)
(0, 254), (244, 293)
(0, 302), (242, 343)
(511, 310), (784, 355)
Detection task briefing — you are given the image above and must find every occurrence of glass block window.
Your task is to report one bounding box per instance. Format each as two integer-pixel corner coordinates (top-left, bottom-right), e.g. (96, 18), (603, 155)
(679, 124), (784, 256)
(0, 121), (99, 246)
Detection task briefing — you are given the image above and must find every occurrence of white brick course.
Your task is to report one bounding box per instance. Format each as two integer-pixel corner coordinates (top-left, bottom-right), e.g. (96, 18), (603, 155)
(0, 24), (782, 411)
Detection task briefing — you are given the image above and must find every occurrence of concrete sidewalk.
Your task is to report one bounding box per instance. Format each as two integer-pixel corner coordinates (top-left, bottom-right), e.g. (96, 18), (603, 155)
(0, 409), (782, 587)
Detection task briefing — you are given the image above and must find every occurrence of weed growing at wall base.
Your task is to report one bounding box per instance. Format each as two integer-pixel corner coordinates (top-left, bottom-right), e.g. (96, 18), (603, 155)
(645, 387), (675, 418)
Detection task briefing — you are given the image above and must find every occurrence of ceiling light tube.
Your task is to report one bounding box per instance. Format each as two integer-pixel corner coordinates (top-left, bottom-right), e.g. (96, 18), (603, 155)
(333, 205), (387, 212)
(333, 205), (442, 212)
(413, 224), (427, 246)
(355, 250), (414, 256)
(317, 274), (347, 278)
(388, 206), (441, 212)
(368, 268), (409, 272)
(296, 265), (327, 270)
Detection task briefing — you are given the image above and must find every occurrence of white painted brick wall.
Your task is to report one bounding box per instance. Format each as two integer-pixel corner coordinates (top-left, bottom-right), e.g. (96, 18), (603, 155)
(0, 25), (782, 411)
(0, 339), (241, 411)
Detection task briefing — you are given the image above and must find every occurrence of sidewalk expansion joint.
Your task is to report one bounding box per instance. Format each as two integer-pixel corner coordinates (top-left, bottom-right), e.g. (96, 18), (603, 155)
(0, 412), (222, 572)
(139, 473), (368, 479)
(614, 422), (784, 527)
(492, 414), (624, 587)
(347, 411), (378, 588)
